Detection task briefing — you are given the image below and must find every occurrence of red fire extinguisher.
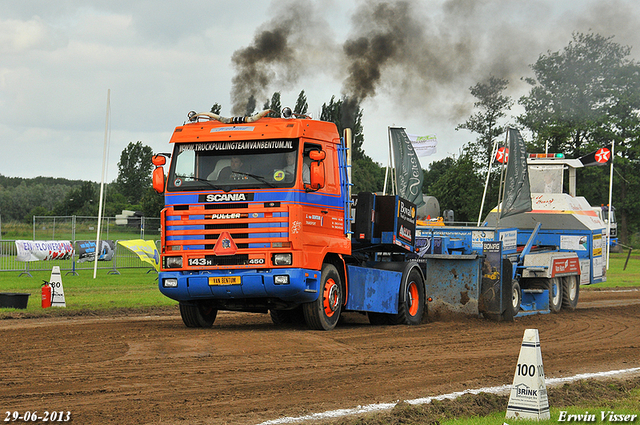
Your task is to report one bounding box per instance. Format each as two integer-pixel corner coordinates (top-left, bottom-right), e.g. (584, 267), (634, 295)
(41, 280), (52, 309)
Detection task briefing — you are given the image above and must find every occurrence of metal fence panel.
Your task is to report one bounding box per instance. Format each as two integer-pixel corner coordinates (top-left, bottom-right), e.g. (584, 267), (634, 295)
(32, 216), (161, 241)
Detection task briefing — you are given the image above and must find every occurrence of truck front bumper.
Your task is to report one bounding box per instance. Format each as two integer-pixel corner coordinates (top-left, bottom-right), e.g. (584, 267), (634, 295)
(158, 268), (321, 303)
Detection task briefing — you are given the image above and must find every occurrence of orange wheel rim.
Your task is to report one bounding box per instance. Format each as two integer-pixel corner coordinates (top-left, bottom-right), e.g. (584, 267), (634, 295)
(407, 282), (419, 316)
(323, 278), (340, 317)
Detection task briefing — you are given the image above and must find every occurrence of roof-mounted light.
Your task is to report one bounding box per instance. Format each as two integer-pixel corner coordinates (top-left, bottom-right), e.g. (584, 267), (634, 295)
(529, 153), (565, 159)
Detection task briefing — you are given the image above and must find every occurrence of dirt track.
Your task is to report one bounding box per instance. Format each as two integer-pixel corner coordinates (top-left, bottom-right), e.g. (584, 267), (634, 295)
(1, 288), (639, 425)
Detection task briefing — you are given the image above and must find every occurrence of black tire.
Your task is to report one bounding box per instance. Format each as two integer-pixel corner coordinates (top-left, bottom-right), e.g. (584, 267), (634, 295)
(179, 301), (217, 328)
(561, 275), (580, 310)
(548, 277), (563, 313)
(270, 307), (304, 325)
(390, 268), (425, 325)
(368, 312), (392, 325)
(502, 281), (522, 322)
(303, 263), (343, 330)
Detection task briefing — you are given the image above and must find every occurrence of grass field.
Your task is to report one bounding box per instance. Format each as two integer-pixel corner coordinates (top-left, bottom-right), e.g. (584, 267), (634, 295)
(0, 268), (175, 316)
(0, 252), (636, 317)
(331, 379), (640, 425)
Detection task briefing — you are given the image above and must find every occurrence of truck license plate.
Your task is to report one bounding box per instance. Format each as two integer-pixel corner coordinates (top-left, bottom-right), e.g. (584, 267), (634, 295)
(209, 276), (241, 286)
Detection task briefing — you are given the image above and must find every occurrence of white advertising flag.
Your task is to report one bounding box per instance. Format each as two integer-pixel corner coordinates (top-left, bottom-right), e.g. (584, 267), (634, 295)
(407, 133), (438, 157)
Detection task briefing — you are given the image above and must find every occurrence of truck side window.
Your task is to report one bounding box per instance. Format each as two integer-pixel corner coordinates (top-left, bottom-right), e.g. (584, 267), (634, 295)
(303, 144), (321, 185)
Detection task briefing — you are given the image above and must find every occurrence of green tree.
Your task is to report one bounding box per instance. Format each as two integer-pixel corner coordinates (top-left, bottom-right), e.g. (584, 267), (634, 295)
(102, 185), (129, 218)
(266, 92), (282, 117)
(293, 90), (308, 116)
(351, 157), (385, 194)
(518, 32), (640, 243)
(427, 152), (483, 223)
(320, 95), (382, 192)
(422, 157), (455, 194)
(518, 33), (632, 155)
(140, 186), (165, 218)
(456, 76), (513, 221)
(210, 103), (222, 114)
(54, 181), (97, 217)
(457, 76), (513, 167)
(320, 96), (366, 161)
(116, 141), (154, 205)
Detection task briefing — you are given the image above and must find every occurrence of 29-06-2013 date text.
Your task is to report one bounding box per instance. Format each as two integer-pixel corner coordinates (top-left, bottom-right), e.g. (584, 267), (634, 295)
(4, 411), (71, 422)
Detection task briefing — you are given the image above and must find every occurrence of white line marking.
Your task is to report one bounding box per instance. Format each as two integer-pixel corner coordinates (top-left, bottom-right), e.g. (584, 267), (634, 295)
(256, 367), (640, 425)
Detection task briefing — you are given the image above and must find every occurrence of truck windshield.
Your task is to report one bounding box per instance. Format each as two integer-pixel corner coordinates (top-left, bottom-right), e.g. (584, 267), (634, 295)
(167, 139), (301, 192)
(528, 165), (564, 193)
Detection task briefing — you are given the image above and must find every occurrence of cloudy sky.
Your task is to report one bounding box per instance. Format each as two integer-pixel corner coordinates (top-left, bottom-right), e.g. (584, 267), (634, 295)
(2, 0), (640, 182)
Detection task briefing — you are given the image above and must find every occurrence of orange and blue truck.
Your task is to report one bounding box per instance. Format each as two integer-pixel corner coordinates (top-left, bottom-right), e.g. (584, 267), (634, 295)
(152, 108), (425, 330)
(152, 110), (606, 330)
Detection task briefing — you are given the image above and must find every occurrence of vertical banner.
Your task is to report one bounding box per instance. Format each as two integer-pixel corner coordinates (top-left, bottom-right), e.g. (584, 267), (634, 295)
(501, 128), (532, 218)
(389, 127), (425, 207)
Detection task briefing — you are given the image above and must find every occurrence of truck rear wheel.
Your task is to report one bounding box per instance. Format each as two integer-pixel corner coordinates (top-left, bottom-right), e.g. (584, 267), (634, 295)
(390, 268), (425, 325)
(561, 275), (579, 310)
(179, 301), (217, 328)
(303, 263), (342, 330)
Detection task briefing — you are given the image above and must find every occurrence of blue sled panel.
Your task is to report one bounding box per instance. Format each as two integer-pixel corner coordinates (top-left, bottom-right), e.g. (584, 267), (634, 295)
(516, 289), (550, 317)
(346, 265), (401, 314)
(424, 255), (481, 316)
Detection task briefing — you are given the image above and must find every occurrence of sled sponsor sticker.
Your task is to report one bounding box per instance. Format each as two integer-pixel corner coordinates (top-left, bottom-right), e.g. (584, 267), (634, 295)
(472, 230), (495, 249)
(560, 235), (588, 251)
(551, 257), (581, 277)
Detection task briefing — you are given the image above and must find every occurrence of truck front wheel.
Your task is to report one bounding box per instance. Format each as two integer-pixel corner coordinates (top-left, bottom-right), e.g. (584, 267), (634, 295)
(179, 301), (217, 328)
(303, 263), (342, 330)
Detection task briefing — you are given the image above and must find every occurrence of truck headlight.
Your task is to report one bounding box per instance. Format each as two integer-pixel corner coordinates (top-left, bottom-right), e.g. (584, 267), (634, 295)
(163, 278), (178, 288)
(165, 256), (183, 268)
(272, 253), (292, 266)
(274, 275), (290, 285)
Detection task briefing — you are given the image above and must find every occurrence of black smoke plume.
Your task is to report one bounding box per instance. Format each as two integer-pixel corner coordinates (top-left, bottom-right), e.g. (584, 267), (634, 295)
(229, 0), (640, 122)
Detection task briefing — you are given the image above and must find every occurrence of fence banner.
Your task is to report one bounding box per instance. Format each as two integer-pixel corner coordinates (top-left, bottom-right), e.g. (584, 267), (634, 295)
(76, 240), (116, 263)
(118, 240), (160, 271)
(15, 240), (74, 262)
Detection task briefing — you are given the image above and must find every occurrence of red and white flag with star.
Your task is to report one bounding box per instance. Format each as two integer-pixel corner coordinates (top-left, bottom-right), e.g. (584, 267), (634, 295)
(579, 144), (612, 167)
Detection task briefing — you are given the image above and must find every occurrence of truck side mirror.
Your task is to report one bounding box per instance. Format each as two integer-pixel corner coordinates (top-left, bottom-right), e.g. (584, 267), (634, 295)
(152, 155), (166, 166)
(306, 150), (326, 192)
(152, 155), (166, 193)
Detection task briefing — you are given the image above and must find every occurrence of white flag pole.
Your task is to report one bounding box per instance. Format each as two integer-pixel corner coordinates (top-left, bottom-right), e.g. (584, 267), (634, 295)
(606, 141), (615, 270)
(384, 127), (397, 195)
(94, 89), (110, 279)
(477, 136), (500, 226)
